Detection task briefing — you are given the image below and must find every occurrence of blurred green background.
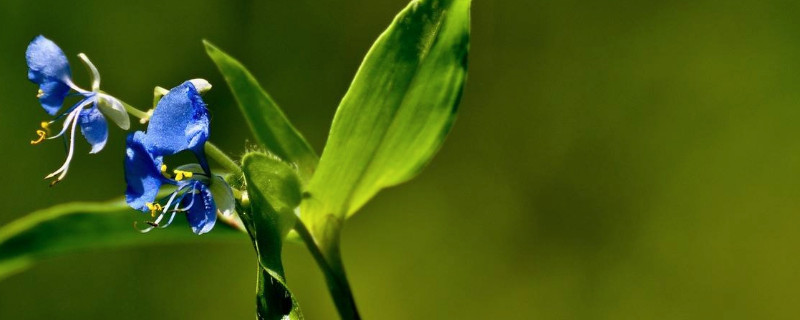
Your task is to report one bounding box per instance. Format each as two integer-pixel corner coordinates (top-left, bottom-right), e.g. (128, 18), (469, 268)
(2, 0), (799, 319)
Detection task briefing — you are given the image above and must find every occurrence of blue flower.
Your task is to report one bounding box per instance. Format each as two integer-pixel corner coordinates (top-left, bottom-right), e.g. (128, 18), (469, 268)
(142, 81), (211, 170)
(124, 81), (233, 234)
(26, 35), (130, 184)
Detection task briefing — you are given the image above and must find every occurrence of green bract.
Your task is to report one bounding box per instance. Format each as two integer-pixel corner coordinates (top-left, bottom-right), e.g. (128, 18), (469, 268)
(241, 153), (304, 320)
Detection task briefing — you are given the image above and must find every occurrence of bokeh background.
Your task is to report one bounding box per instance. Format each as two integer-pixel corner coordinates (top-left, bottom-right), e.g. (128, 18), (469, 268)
(1, 0), (799, 319)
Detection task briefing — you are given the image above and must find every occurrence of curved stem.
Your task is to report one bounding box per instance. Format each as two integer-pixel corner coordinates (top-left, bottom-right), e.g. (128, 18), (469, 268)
(118, 99), (150, 119)
(204, 143), (242, 176)
(294, 220), (361, 320)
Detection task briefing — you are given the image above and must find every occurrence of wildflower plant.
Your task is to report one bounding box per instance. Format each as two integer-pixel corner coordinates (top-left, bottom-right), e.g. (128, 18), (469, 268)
(0, 0), (470, 318)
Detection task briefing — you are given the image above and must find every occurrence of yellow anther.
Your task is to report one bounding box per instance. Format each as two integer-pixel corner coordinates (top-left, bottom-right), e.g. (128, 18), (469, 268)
(40, 121), (51, 135)
(36, 89), (44, 98)
(30, 130), (47, 145)
(173, 170), (193, 181)
(160, 164), (172, 179)
(145, 202), (163, 217)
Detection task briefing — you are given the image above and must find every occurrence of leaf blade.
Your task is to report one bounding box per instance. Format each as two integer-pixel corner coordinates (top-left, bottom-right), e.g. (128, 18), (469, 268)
(204, 41), (318, 182)
(0, 200), (245, 281)
(304, 0), (471, 223)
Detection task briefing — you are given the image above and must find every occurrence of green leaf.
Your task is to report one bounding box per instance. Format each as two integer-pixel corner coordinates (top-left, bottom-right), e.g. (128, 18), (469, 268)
(302, 0), (471, 226)
(241, 152), (304, 319)
(0, 200), (245, 281)
(204, 41), (318, 182)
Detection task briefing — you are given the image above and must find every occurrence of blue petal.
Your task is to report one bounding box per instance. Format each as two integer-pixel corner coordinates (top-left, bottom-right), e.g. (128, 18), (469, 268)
(78, 105), (108, 154)
(144, 81), (209, 157)
(124, 132), (165, 212)
(26, 35), (72, 115)
(183, 182), (217, 235)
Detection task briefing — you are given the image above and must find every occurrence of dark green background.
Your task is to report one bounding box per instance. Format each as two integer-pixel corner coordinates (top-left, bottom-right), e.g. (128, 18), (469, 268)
(2, 0), (799, 319)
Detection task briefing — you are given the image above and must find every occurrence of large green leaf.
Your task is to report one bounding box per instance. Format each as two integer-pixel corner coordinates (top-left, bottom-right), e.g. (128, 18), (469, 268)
(241, 152), (304, 319)
(205, 41), (318, 182)
(0, 200), (245, 281)
(302, 0), (471, 227)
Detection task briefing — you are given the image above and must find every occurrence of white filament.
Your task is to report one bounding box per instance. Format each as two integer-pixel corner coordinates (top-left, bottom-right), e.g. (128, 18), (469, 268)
(48, 102), (87, 140)
(44, 106), (82, 181)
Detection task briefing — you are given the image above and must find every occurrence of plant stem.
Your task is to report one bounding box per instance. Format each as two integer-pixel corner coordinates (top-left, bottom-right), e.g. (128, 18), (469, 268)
(204, 142), (242, 176)
(294, 220), (361, 320)
(120, 100), (150, 119)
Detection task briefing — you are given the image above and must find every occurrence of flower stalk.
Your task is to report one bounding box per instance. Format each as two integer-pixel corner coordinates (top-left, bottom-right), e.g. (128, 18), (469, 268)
(294, 219), (361, 320)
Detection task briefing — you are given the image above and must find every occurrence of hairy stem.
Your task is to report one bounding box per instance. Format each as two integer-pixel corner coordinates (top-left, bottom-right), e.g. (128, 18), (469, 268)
(204, 143), (242, 176)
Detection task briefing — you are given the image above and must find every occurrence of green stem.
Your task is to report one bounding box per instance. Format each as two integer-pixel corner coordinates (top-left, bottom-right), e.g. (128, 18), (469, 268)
(120, 100), (150, 119)
(204, 143), (242, 176)
(294, 220), (361, 320)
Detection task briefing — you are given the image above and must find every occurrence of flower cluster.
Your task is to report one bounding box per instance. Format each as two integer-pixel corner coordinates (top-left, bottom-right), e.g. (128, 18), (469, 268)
(26, 35), (232, 234)
(124, 81), (234, 234)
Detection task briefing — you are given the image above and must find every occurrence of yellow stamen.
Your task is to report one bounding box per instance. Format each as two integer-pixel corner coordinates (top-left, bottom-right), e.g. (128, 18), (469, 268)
(40, 121), (51, 134)
(173, 170), (193, 181)
(146, 202), (163, 217)
(36, 89), (44, 98)
(30, 130), (47, 145)
(160, 164), (172, 179)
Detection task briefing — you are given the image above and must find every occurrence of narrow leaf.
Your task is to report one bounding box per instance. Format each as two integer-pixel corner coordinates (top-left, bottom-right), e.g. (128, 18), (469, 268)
(242, 152), (304, 319)
(303, 0), (471, 225)
(204, 41), (318, 182)
(0, 200), (245, 281)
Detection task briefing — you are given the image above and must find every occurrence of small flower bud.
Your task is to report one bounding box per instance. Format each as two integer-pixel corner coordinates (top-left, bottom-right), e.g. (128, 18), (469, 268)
(189, 79), (212, 94)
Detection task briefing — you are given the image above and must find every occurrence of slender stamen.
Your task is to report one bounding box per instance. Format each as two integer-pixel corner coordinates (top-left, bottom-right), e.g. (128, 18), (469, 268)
(146, 183), (195, 230)
(48, 100), (83, 123)
(30, 130), (47, 144)
(36, 89), (44, 98)
(160, 164), (172, 179)
(44, 107), (82, 185)
(146, 203), (163, 218)
(152, 190), (181, 225)
(155, 195), (184, 229)
(48, 102), (87, 140)
(77, 53), (100, 92)
(40, 121), (51, 134)
(176, 185), (199, 212)
(173, 169), (194, 181)
(134, 221), (156, 233)
(31, 121), (52, 145)
(158, 209), (179, 228)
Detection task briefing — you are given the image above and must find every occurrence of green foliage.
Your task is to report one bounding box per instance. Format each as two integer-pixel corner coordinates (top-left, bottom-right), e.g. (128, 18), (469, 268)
(302, 0), (470, 234)
(2, 1), (470, 318)
(204, 41), (318, 182)
(241, 152), (304, 320)
(0, 200), (245, 281)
